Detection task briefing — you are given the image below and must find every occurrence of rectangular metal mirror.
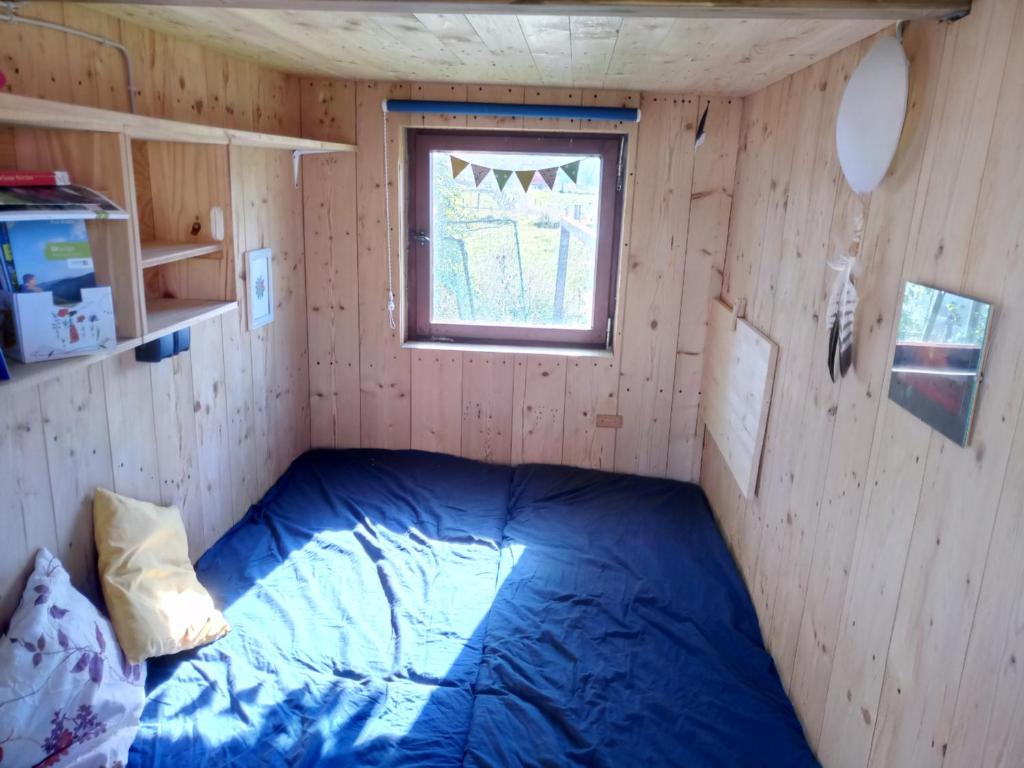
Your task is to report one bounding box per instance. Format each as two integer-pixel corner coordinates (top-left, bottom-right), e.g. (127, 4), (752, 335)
(889, 281), (992, 446)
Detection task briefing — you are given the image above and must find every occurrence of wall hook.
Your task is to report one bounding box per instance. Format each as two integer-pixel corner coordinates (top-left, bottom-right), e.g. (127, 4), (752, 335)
(731, 298), (747, 331)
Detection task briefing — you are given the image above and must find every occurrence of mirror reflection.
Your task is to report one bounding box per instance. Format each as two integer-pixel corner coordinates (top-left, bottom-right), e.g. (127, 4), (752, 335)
(889, 281), (992, 446)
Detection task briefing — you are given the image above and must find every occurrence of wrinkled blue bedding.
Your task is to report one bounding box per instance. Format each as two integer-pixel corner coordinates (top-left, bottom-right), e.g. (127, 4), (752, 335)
(129, 450), (817, 767)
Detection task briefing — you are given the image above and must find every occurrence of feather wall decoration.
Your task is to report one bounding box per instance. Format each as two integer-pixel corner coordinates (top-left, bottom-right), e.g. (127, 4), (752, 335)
(825, 214), (864, 381)
(826, 259), (858, 380)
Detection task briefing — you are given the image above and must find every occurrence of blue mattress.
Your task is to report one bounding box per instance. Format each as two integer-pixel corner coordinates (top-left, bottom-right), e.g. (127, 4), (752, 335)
(129, 450), (817, 767)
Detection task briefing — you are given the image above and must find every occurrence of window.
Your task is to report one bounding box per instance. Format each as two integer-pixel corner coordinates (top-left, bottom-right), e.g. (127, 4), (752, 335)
(406, 129), (625, 349)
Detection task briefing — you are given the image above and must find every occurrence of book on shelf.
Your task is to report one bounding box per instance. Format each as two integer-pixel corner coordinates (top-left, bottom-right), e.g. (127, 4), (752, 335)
(0, 184), (128, 221)
(0, 221), (11, 292)
(0, 170), (71, 187)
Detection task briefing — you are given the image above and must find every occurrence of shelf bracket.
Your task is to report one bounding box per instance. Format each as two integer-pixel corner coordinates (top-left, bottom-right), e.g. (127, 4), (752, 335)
(292, 149), (337, 186)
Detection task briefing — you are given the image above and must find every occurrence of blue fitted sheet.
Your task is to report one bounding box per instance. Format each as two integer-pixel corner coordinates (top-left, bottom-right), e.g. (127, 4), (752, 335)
(129, 450), (818, 767)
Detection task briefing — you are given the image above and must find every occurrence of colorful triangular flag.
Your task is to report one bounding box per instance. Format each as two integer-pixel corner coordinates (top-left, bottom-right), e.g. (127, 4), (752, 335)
(560, 160), (580, 183)
(538, 167), (559, 189)
(471, 164), (491, 187)
(516, 170), (536, 192)
(493, 169), (513, 191)
(451, 156), (469, 179)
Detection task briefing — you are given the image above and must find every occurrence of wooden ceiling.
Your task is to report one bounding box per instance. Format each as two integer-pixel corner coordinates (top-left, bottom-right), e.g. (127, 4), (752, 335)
(92, 5), (896, 94)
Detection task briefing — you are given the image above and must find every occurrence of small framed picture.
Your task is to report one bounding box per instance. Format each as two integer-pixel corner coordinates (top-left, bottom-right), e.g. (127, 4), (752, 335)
(247, 248), (274, 330)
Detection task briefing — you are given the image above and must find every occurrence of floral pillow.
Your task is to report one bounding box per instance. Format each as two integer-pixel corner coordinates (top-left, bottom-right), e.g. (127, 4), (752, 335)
(0, 549), (146, 768)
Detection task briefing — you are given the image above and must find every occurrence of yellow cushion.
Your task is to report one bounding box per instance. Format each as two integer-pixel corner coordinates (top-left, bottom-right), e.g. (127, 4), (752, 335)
(93, 488), (230, 663)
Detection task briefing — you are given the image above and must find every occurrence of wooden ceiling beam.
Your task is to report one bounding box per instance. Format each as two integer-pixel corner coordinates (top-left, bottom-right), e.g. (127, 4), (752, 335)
(93, 0), (970, 21)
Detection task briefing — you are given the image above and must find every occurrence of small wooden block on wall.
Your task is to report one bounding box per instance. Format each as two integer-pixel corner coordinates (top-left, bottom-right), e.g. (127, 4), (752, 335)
(700, 298), (778, 498)
(596, 413), (623, 428)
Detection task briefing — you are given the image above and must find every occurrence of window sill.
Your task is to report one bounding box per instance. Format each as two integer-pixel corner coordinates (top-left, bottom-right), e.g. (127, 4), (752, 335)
(402, 340), (614, 359)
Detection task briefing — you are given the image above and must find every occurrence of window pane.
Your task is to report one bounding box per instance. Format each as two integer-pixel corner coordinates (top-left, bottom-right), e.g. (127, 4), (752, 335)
(429, 150), (602, 330)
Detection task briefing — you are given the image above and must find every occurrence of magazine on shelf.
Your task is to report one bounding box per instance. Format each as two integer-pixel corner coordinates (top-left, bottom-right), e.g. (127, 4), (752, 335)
(0, 184), (128, 221)
(2, 220), (96, 302)
(0, 222), (11, 292)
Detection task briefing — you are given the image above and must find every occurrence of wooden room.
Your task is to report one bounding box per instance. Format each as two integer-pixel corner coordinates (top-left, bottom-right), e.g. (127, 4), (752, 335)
(0, 0), (1020, 765)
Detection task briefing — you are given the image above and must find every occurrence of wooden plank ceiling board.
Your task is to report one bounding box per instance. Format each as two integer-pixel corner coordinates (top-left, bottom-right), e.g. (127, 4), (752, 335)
(90, 1), (970, 20)
(89, 4), (898, 94)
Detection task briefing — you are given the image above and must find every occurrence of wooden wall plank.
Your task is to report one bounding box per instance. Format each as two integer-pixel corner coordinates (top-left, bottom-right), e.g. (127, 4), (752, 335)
(299, 69), (359, 437)
(62, 4), (132, 112)
(303, 152), (356, 447)
(0, 3), (73, 104)
(411, 350), (464, 455)
(102, 352), (162, 501)
(666, 95), (742, 481)
(405, 82), (468, 457)
(232, 145), (277, 495)
(562, 357), (620, 470)
(746, 49), (851, 675)
(518, 356), (568, 464)
(461, 353), (515, 463)
(510, 355), (529, 465)
(0, 388), (57, 632)
(467, 83), (525, 128)
(614, 93), (698, 477)
(224, 145), (262, 512)
(561, 89), (638, 471)
(35, 367), (111, 606)
(149, 353), (206, 557)
(265, 148), (311, 477)
(188, 321), (234, 549)
(754, 41), (869, 675)
(759, 35), (861, 687)
(356, 80), (412, 449)
(708, 81), (785, 584)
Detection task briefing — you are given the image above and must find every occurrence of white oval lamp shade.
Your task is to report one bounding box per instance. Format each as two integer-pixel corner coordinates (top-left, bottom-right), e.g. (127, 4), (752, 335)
(836, 36), (909, 194)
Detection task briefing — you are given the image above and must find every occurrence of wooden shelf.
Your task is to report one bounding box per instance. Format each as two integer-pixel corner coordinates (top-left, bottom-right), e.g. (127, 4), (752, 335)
(0, 209), (129, 222)
(0, 299), (238, 393)
(0, 336), (141, 395)
(0, 92), (356, 153)
(144, 298), (237, 341)
(141, 241), (223, 269)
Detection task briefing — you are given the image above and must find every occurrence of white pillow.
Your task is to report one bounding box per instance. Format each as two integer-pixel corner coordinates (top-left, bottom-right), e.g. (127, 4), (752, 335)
(0, 549), (146, 768)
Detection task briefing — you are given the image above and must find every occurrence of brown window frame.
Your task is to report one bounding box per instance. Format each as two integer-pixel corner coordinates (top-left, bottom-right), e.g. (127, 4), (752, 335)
(406, 128), (626, 349)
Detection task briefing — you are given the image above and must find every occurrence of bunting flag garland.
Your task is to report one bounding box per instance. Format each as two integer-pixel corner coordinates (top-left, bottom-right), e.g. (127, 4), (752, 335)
(538, 167), (559, 189)
(493, 169), (513, 191)
(449, 154), (583, 194)
(516, 169), (536, 192)
(471, 164), (491, 187)
(451, 156), (469, 179)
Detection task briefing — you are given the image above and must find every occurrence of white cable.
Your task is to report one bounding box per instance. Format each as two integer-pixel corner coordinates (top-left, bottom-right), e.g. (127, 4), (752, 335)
(0, 2), (137, 113)
(382, 102), (397, 330)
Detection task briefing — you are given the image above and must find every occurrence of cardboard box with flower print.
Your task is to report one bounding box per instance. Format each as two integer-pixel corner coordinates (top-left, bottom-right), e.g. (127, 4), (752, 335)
(0, 286), (116, 363)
